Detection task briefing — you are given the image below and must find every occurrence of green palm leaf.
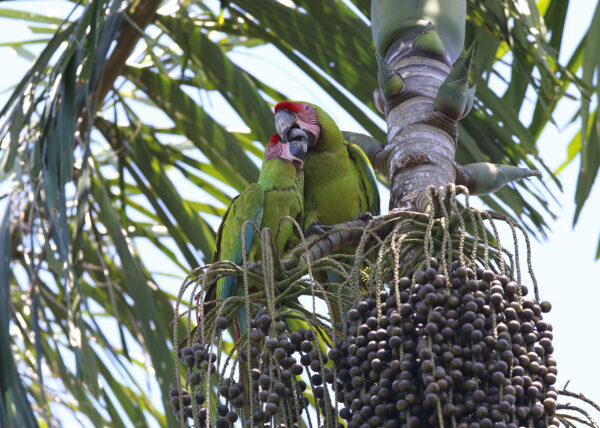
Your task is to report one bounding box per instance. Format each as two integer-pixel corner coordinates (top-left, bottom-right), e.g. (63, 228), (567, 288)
(0, 0), (598, 426)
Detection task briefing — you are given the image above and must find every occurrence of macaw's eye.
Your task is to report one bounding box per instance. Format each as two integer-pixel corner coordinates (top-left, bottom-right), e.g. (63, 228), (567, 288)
(304, 105), (309, 110)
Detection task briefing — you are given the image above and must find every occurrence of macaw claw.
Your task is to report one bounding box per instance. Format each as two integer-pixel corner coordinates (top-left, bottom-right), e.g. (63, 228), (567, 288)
(305, 221), (334, 237)
(246, 261), (262, 271)
(354, 212), (374, 222)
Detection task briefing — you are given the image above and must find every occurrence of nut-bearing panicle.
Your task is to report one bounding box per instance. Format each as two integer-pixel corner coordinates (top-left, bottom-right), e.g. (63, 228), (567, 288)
(331, 259), (558, 427)
(172, 186), (575, 427)
(171, 307), (337, 427)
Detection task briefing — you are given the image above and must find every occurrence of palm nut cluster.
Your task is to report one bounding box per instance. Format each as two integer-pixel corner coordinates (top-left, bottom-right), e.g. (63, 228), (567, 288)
(330, 259), (557, 427)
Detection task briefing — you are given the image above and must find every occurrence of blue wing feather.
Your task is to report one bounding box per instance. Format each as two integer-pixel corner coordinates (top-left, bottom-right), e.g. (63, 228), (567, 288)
(221, 206), (263, 301)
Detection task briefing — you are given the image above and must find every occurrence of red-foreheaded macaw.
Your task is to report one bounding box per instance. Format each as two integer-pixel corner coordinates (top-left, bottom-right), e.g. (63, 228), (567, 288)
(210, 134), (306, 340)
(274, 102), (381, 323)
(274, 102), (380, 229)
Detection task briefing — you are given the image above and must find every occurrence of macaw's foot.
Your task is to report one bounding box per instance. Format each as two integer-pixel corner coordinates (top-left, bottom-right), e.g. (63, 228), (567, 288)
(246, 260), (261, 271)
(354, 212), (374, 222)
(305, 221), (334, 237)
(388, 207), (406, 214)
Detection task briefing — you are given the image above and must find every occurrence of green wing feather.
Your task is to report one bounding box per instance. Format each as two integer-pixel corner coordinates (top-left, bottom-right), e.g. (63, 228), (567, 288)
(211, 183), (264, 339)
(341, 131), (384, 165)
(216, 183), (264, 299)
(347, 142), (381, 216)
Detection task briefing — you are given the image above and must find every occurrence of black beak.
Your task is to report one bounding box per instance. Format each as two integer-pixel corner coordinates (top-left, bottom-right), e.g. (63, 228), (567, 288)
(289, 139), (307, 162)
(275, 109), (296, 142)
(275, 108), (317, 149)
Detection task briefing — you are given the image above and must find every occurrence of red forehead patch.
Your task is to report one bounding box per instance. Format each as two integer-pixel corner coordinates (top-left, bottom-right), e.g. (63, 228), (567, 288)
(269, 133), (280, 144)
(274, 101), (300, 115)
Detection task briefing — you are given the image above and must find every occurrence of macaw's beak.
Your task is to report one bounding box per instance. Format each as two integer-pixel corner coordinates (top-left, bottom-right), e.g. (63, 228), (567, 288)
(275, 108), (296, 141)
(280, 140), (307, 169)
(275, 109), (317, 148)
(288, 139), (307, 162)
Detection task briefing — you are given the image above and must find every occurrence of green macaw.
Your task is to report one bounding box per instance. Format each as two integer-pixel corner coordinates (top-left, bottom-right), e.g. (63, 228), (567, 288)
(274, 101), (381, 323)
(209, 133), (306, 341)
(274, 101), (380, 228)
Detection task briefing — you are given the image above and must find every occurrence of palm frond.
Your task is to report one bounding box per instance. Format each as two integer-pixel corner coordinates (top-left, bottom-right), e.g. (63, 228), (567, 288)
(0, 0), (596, 426)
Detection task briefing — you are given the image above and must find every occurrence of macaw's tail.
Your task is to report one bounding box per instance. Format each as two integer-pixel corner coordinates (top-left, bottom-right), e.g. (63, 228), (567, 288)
(233, 306), (248, 342)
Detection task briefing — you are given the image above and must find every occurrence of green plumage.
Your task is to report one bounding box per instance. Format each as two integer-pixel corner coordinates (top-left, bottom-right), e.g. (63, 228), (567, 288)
(302, 105), (380, 228)
(212, 158), (304, 338)
(341, 131), (384, 166)
(273, 101), (380, 324)
(300, 105), (380, 325)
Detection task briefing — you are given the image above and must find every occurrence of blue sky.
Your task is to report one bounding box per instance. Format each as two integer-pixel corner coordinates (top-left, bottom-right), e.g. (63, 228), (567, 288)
(0, 0), (599, 425)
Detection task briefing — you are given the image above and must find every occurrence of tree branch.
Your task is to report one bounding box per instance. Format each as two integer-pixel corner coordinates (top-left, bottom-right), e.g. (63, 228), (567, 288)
(559, 390), (600, 414)
(280, 211), (428, 270)
(76, 0), (162, 135)
(91, 0), (162, 107)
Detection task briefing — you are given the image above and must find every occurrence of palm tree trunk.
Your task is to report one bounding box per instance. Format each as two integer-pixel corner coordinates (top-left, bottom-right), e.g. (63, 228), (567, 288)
(370, 0), (466, 210)
(375, 45), (457, 210)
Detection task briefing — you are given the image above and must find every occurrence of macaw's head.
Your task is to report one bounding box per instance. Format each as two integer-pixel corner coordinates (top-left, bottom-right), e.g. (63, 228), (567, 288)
(274, 101), (321, 150)
(264, 133), (307, 169)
